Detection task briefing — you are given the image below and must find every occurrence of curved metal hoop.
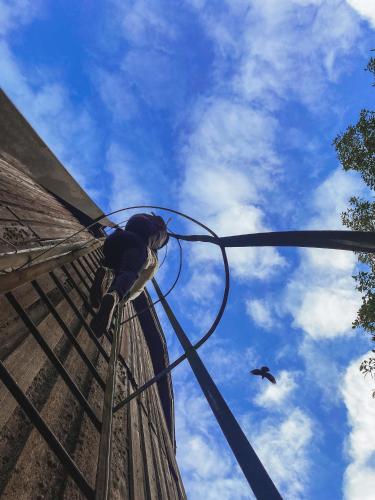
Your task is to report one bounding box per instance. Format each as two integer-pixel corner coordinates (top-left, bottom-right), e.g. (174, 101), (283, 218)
(113, 209), (230, 412)
(15, 205), (230, 404)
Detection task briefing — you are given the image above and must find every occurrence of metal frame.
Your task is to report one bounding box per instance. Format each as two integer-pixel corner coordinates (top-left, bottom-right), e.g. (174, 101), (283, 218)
(49, 270), (110, 362)
(5, 291), (102, 432)
(31, 279), (106, 390)
(0, 245), (149, 500)
(95, 309), (122, 500)
(0, 248), (110, 498)
(1, 203), (375, 500)
(0, 359), (95, 499)
(152, 278), (281, 500)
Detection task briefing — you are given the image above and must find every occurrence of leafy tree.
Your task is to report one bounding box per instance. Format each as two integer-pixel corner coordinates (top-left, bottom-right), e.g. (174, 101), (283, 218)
(333, 56), (375, 392)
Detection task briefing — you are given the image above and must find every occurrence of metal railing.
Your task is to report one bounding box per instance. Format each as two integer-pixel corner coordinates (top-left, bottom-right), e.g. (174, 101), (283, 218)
(0, 246), (123, 499)
(0, 243), (184, 500)
(1, 204), (375, 500)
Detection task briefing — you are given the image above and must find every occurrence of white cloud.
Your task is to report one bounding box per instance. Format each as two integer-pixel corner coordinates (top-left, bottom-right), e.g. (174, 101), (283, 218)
(0, 38), (101, 198)
(283, 169), (363, 340)
(114, 0), (176, 46)
(189, 0), (363, 108)
(175, 380), (250, 500)
(310, 168), (365, 229)
(101, 0), (188, 113)
(208, 205), (286, 280)
(290, 277), (359, 339)
(104, 143), (146, 215)
(184, 267), (221, 303)
(180, 100), (285, 280)
(201, 344), (258, 385)
(243, 408), (314, 499)
(254, 370), (298, 407)
(0, 0), (40, 36)
(179, 0), (365, 287)
(93, 68), (138, 123)
(342, 352), (375, 499)
(299, 337), (344, 404)
(246, 298), (275, 330)
(174, 343), (313, 500)
(346, 0), (375, 28)
(180, 99), (281, 227)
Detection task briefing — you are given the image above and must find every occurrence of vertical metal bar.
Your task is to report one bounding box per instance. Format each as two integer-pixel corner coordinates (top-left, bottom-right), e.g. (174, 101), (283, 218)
(61, 265), (96, 316)
(82, 254), (97, 276)
(148, 382), (174, 500)
(77, 257), (95, 283)
(70, 261), (92, 294)
(139, 338), (166, 500)
(130, 317), (152, 500)
(95, 305), (122, 500)
(92, 248), (103, 263)
(49, 271), (110, 363)
(31, 280), (106, 390)
(126, 305), (148, 500)
(148, 418), (163, 500)
(87, 251), (100, 269)
(6, 292), (102, 432)
(137, 402), (152, 500)
(87, 253), (102, 278)
(0, 359), (95, 500)
(152, 279), (282, 500)
(91, 250), (102, 267)
(125, 310), (135, 500)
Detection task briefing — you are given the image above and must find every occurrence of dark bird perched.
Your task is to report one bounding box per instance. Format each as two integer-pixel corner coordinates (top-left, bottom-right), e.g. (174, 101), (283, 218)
(250, 366), (276, 384)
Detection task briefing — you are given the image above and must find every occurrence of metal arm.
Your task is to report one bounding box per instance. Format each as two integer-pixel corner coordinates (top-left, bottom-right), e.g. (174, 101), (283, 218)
(170, 230), (375, 253)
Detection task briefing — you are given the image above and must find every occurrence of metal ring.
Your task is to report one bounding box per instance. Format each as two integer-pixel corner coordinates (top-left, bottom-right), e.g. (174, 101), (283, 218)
(13, 205), (229, 400)
(109, 207), (229, 412)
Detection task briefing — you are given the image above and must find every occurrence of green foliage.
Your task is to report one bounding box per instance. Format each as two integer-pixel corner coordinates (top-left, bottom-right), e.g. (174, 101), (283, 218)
(334, 55), (375, 390)
(333, 110), (375, 189)
(360, 357), (375, 376)
(366, 55), (375, 84)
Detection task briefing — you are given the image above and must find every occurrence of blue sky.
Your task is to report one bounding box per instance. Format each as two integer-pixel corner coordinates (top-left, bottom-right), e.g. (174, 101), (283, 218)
(1, 1), (375, 498)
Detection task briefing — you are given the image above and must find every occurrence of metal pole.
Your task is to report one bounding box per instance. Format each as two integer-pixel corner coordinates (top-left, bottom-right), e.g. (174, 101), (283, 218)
(95, 309), (122, 500)
(152, 279), (283, 500)
(171, 230), (375, 253)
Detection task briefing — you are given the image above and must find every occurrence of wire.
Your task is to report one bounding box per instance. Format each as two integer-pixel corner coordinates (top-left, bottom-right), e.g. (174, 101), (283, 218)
(113, 210), (229, 413)
(10, 204), (230, 406)
(159, 239), (169, 269)
(12, 205), (213, 270)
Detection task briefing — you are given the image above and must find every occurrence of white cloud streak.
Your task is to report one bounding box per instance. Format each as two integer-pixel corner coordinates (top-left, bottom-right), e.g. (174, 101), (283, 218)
(174, 379), (250, 500)
(346, 0), (375, 28)
(246, 298), (275, 330)
(0, 7), (101, 199)
(254, 370), (298, 408)
(179, 0), (366, 288)
(284, 169), (364, 340)
(342, 352), (375, 500)
(0, 0), (40, 36)
(105, 143), (147, 214)
(242, 407), (314, 499)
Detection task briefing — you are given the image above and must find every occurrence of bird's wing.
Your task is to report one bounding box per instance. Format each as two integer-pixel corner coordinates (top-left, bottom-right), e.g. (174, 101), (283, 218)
(261, 366), (270, 372)
(250, 369), (261, 375)
(265, 373), (276, 384)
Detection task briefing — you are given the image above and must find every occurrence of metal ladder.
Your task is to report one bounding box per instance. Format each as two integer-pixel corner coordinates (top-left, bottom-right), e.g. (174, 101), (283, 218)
(0, 247), (123, 500)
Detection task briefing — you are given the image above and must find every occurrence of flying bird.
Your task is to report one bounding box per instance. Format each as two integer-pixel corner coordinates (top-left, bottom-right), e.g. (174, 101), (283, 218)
(250, 366), (276, 384)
